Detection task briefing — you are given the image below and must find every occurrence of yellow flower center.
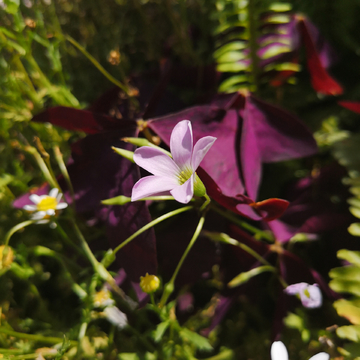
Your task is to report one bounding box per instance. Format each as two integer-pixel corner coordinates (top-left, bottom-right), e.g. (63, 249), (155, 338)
(36, 196), (58, 212)
(0, 246), (14, 269)
(178, 167), (193, 185)
(94, 289), (112, 306)
(140, 273), (160, 294)
(304, 288), (310, 298)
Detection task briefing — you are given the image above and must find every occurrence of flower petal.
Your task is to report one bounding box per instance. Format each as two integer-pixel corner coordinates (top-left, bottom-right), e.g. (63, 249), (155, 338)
(308, 353), (330, 360)
(131, 176), (177, 201)
(284, 282), (307, 295)
(30, 211), (47, 220)
(23, 205), (37, 211)
(134, 147), (180, 177)
(104, 306), (128, 329)
(49, 188), (59, 198)
(37, 219), (51, 224)
(170, 120), (193, 169)
(170, 174), (194, 204)
(46, 209), (56, 216)
(29, 194), (41, 204)
(191, 136), (217, 171)
(271, 341), (289, 360)
(300, 284), (322, 308)
(56, 202), (68, 210)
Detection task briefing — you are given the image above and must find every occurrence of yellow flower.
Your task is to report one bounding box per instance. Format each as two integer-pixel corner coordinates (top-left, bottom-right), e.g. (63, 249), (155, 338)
(140, 273), (160, 294)
(93, 288), (114, 308)
(0, 246), (14, 269)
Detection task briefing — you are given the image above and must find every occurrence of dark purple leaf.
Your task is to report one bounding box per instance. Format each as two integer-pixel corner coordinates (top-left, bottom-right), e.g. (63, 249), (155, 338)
(240, 94), (317, 199)
(148, 94), (246, 198)
(65, 129), (157, 281)
(32, 106), (116, 134)
(339, 101), (360, 114)
(297, 17), (343, 96)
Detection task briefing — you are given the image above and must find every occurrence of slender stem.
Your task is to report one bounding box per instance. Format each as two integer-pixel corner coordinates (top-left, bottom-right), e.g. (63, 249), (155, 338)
(159, 213), (206, 308)
(0, 327), (77, 346)
(200, 193), (211, 212)
(127, 326), (156, 352)
(11, 352), (58, 360)
(23, 145), (59, 190)
(236, 242), (271, 266)
(150, 293), (156, 307)
(53, 145), (75, 205)
(70, 219), (127, 300)
(77, 321), (88, 356)
(113, 206), (193, 255)
(4, 220), (34, 247)
(64, 35), (130, 96)
(210, 204), (274, 242)
(70, 219), (102, 270)
(55, 221), (86, 258)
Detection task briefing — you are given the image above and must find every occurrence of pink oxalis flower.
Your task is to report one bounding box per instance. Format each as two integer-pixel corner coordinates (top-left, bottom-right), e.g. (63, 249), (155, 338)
(284, 282), (322, 309)
(271, 341), (329, 360)
(131, 120), (216, 204)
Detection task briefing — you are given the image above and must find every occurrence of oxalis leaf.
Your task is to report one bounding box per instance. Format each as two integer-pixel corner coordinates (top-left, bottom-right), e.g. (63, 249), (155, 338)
(337, 249), (360, 267)
(334, 299), (360, 325)
(152, 320), (171, 343)
(336, 325), (360, 342)
(179, 328), (213, 351)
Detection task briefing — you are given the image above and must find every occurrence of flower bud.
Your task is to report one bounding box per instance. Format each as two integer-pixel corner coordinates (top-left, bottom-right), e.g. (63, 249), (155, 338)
(0, 246), (14, 269)
(140, 273), (160, 294)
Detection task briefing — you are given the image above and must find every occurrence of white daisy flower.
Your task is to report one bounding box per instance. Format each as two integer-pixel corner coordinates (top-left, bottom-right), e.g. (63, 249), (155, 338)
(23, 188), (68, 224)
(271, 341), (329, 360)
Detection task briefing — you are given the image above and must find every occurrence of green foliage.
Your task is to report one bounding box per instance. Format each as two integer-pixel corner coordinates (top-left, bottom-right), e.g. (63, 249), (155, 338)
(213, 0), (298, 92)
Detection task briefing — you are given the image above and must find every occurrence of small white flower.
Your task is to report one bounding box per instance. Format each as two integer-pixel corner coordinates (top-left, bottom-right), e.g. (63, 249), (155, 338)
(103, 306), (128, 329)
(271, 341), (329, 360)
(284, 282), (322, 308)
(23, 188), (67, 224)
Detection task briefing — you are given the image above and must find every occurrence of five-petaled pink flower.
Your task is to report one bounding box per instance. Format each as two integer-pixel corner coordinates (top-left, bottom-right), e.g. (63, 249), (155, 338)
(284, 282), (322, 309)
(131, 120), (216, 204)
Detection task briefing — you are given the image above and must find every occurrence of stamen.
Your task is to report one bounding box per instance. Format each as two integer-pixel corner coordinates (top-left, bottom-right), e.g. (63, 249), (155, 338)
(37, 197), (58, 211)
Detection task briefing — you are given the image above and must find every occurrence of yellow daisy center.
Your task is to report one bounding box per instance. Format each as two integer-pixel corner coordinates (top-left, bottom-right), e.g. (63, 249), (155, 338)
(37, 196), (58, 212)
(140, 273), (160, 294)
(94, 289), (112, 306)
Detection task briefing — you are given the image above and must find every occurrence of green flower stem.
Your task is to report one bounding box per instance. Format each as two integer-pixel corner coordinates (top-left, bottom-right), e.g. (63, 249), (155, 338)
(11, 353), (55, 360)
(112, 206), (193, 256)
(150, 293), (156, 307)
(200, 193), (211, 212)
(159, 213), (206, 308)
(55, 221), (86, 259)
(70, 219), (127, 300)
(32, 246), (87, 300)
(23, 145), (59, 190)
(53, 145), (75, 205)
(3, 220), (34, 247)
(0, 327), (78, 346)
(127, 326), (156, 353)
(64, 35), (131, 97)
(77, 321), (88, 356)
(210, 204), (274, 242)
